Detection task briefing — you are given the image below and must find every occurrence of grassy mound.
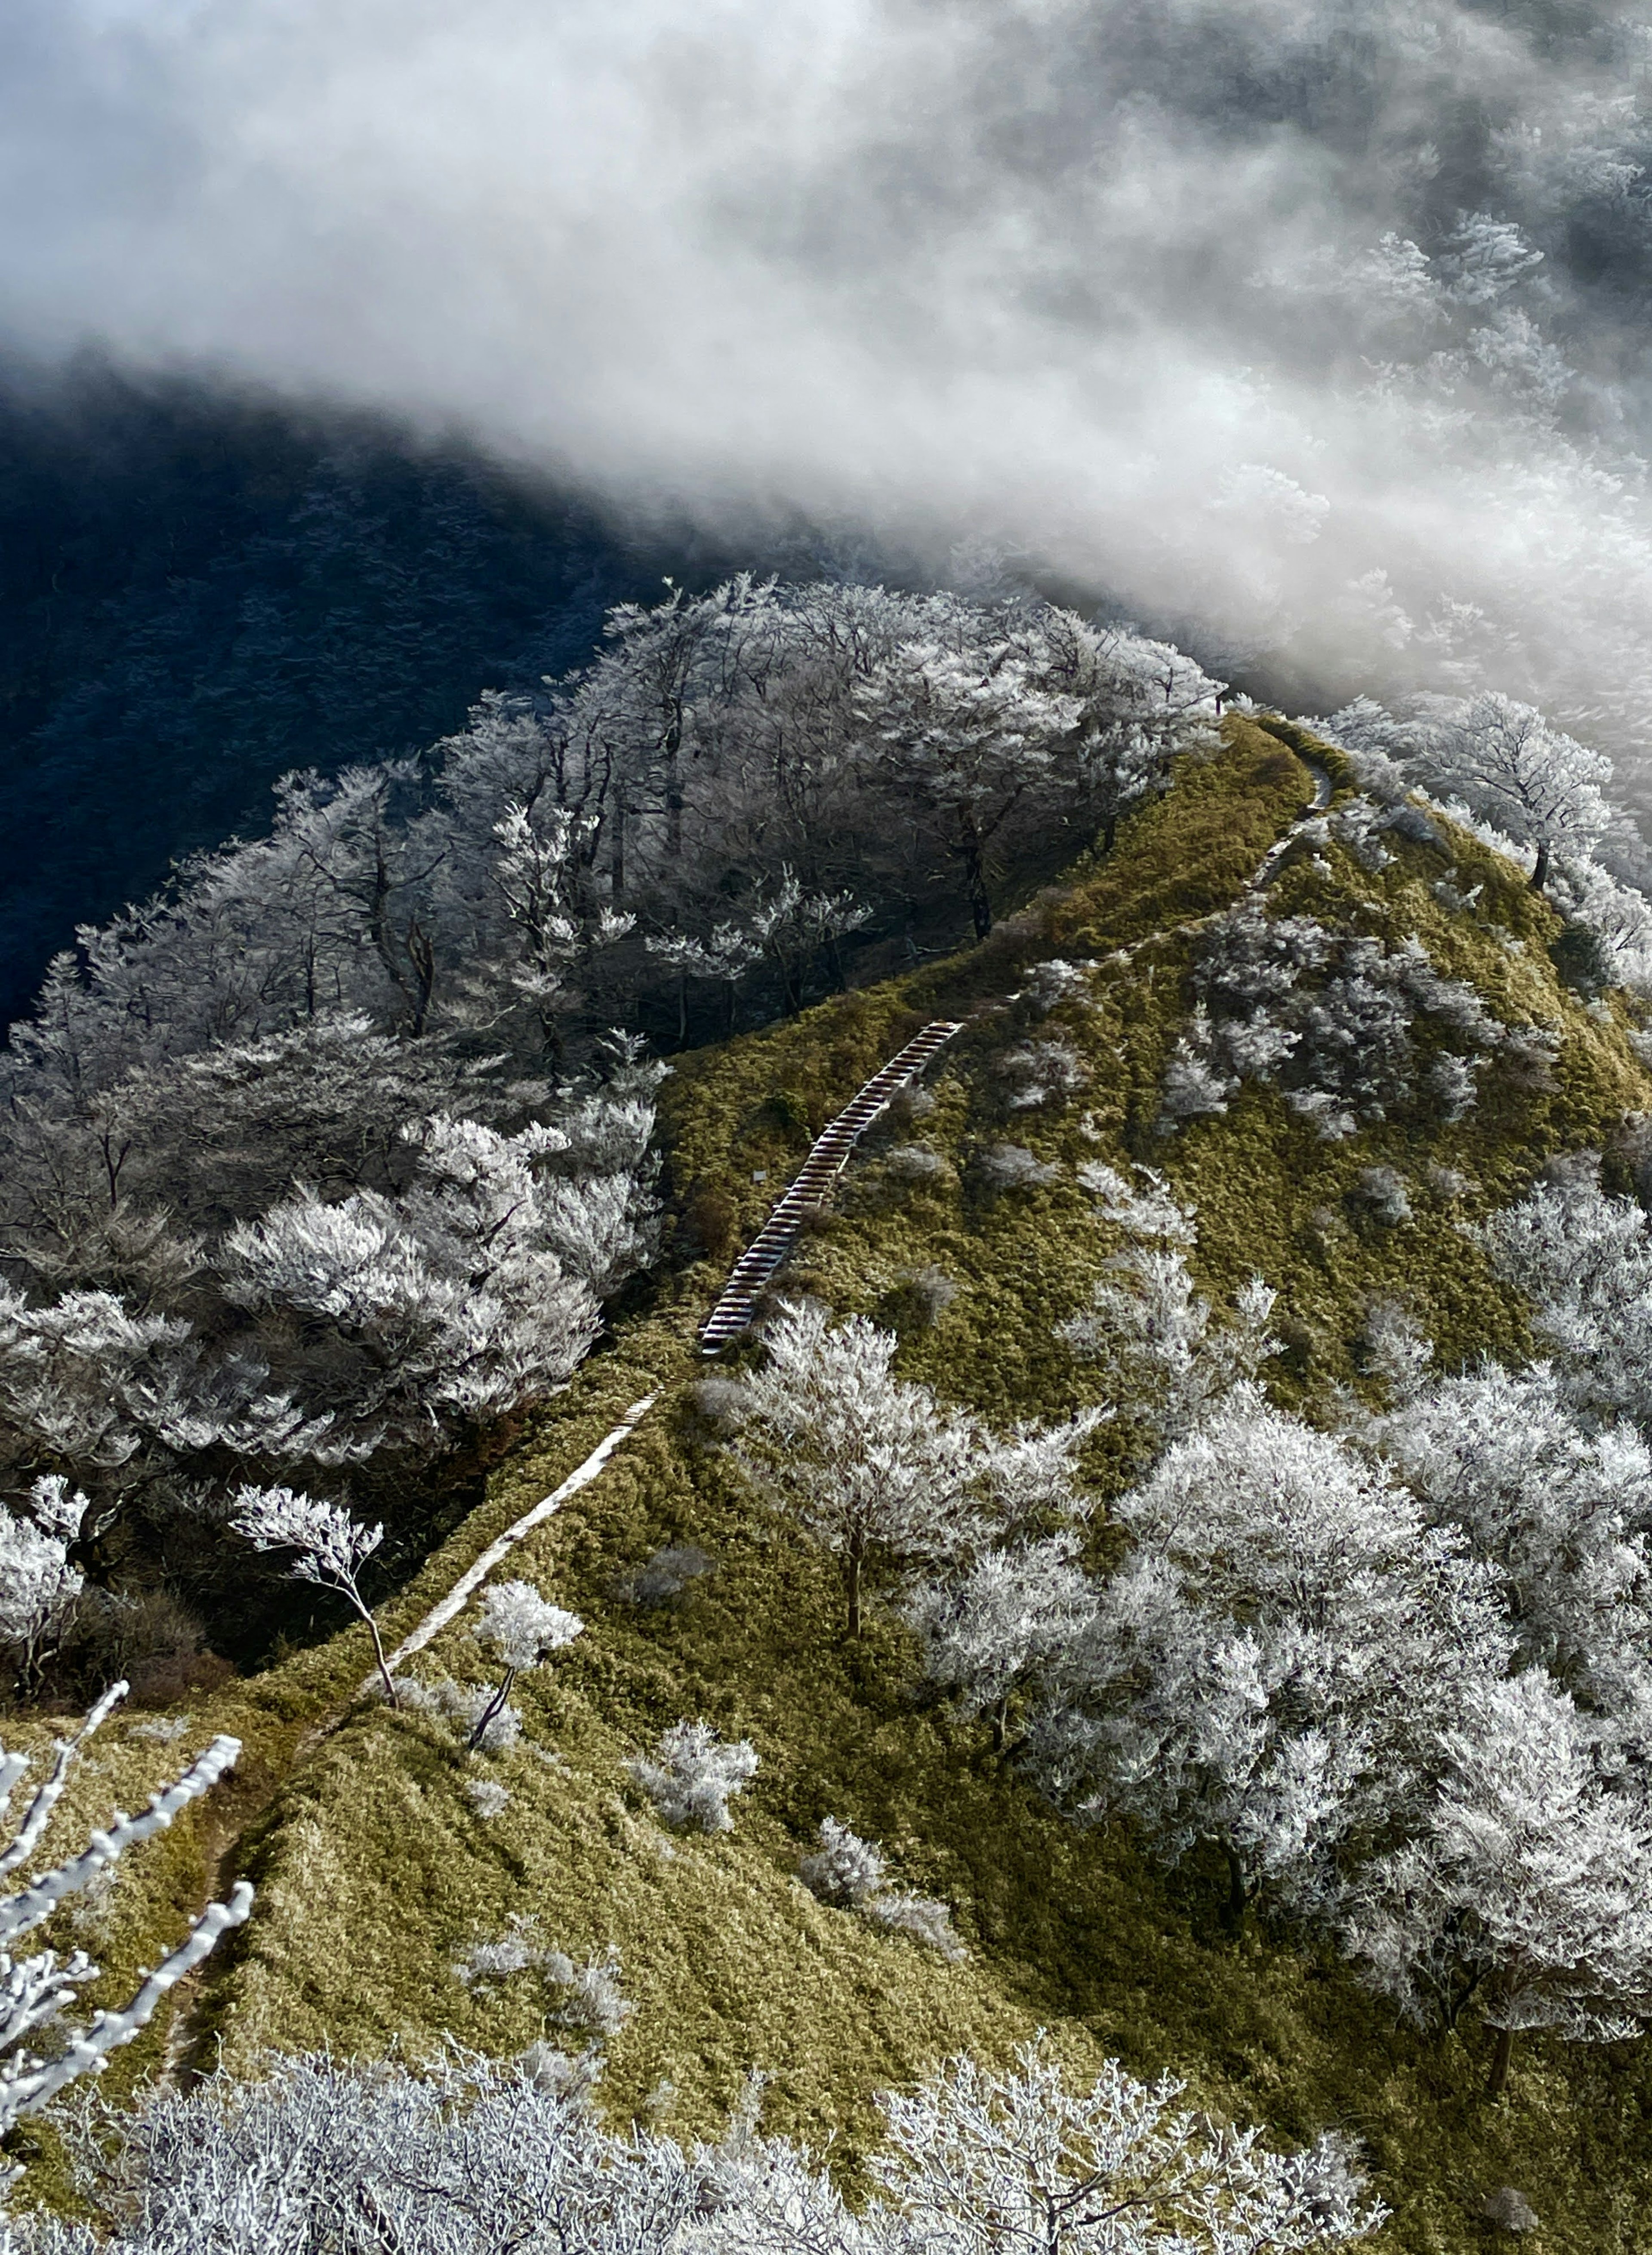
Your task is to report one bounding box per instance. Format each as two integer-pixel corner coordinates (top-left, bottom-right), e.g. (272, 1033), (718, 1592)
(12, 716), (1652, 2250)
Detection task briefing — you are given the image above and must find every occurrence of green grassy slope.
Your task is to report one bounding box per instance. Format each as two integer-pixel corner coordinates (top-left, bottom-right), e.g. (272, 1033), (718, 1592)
(12, 717), (1652, 2250)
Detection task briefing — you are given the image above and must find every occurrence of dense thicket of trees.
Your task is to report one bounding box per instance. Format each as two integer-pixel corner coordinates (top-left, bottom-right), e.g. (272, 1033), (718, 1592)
(0, 575), (1218, 1689)
(9, 2041), (1380, 2254)
(800, 1147), (1652, 2095)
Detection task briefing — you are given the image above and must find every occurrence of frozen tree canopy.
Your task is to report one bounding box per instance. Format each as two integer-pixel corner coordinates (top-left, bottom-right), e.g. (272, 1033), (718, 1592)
(1026, 1392), (1510, 1918)
(6, 2039), (1382, 2255)
(721, 1301), (1100, 1633)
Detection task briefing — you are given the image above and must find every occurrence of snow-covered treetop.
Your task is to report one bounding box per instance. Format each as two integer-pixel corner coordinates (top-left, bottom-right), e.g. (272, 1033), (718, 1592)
(230, 1485), (384, 1586)
(472, 1580), (584, 1673)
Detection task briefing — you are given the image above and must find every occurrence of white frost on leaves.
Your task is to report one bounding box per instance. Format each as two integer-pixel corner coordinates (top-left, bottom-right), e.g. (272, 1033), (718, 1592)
(628, 1722), (758, 1836)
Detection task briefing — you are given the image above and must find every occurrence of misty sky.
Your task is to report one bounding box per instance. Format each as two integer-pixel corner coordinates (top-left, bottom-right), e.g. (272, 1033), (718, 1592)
(6, 0), (1652, 772)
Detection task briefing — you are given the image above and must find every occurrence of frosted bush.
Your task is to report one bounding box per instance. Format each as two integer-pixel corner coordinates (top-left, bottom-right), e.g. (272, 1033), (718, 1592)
(1328, 795), (1394, 872)
(1076, 1162), (1196, 1244)
(864, 1890), (968, 1961)
(798, 1817), (887, 1907)
(127, 1716), (191, 1744)
(1160, 903), (1517, 1136)
(397, 1676), (522, 1754)
(907, 1536), (1096, 1733)
(975, 1143), (1060, 1191)
(1424, 1051), (1481, 1121)
(614, 1545), (715, 1605)
(799, 1819), (968, 1961)
(453, 1922), (629, 2039)
(543, 1945), (632, 2039)
(1159, 1013), (1234, 1121)
(0, 1509), (83, 1690)
(1499, 1022), (1561, 1089)
(1019, 958), (1092, 1013)
(453, 1915), (544, 1987)
(884, 1144), (951, 1182)
(1354, 1167), (1413, 1226)
(997, 1039), (1090, 1109)
(628, 1720), (758, 1833)
(464, 1778), (511, 1820)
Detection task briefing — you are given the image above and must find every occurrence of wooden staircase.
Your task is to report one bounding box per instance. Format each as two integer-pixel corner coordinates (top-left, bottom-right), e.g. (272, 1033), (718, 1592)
(698, 1020), (965, 1355)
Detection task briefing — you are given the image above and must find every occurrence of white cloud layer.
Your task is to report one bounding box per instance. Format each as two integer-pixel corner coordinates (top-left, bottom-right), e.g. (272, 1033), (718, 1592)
(6, 0), (1652, 769)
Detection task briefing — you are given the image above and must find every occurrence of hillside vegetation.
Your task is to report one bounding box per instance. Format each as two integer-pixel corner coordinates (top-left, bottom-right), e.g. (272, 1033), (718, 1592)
(11, 715), (1652, 2252)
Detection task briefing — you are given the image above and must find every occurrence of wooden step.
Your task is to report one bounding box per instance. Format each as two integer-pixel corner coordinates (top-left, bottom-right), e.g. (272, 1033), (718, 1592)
(698, 1020), (965, 1353)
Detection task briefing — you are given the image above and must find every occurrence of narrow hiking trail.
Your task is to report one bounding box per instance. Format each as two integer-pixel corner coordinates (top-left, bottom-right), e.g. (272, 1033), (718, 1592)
(1096, 746), (1333, 979)
(158, 740), (1336, 2083)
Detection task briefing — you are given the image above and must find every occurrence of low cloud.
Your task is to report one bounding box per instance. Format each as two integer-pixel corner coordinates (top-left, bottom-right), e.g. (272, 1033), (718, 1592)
(7, 0), (1652, 770)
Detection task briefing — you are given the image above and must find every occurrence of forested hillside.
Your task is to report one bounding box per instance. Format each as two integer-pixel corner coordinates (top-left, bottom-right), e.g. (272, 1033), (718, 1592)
(0, 363), (655, 1027)
(4, 611), (1652, 2248)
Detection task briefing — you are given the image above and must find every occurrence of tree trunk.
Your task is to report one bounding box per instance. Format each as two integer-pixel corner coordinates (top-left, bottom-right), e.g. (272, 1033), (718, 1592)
(349, 1590), (399, 1709)
(961, 818), (992, 940)
(404, 920), (436, 1038)
(467, 1666), (518, 1751)
(845, 1546), (863, 1638)
(610, 802), (626, 906)
(1530, 838), (1550, 891)
(1486, 2024), (1516, 2101)
(1221, 1846), (1249, 1937)
(665, 723), (684, 863)
(1101, 811), (1119, 855)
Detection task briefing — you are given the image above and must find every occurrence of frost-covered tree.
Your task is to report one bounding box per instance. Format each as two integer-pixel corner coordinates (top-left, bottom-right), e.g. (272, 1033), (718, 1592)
(1058, 1246), (1276, 1449)
(628, 1721), (759, 1834)
(1038, 616), (1223, 854)
(0, 1685), (250, 2170)
(798, 1816), (888, 1907)
(746, 873), (871, 1017)
(0, 1500), (84, 1697)
(853, 638), (1081, 938)
(1344, 1670), (1652, 2096)
(1478, 1169), (1652, 1439)
(724, 1303), (1099, 1634)
(465, 1579), (584, 1751)
(1409, 693), (1613, 890)
(644, 924), (764, 1040)
(221, 1110), (629, 1446)
(6, 2037), (1380, 2255)
(1029, 1393), (1511, 1922)
(230, 1485), (398, 1707)
(905, 1536), (1096, 1750)
(478, 801), (636, 1059)
(1362, 1358), (1652, 1722)
(868, 2040), (1381, 2254)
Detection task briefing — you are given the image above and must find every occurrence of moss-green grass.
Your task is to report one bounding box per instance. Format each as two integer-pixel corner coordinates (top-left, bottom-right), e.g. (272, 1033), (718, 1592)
(12, 718), (1652, 2249)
